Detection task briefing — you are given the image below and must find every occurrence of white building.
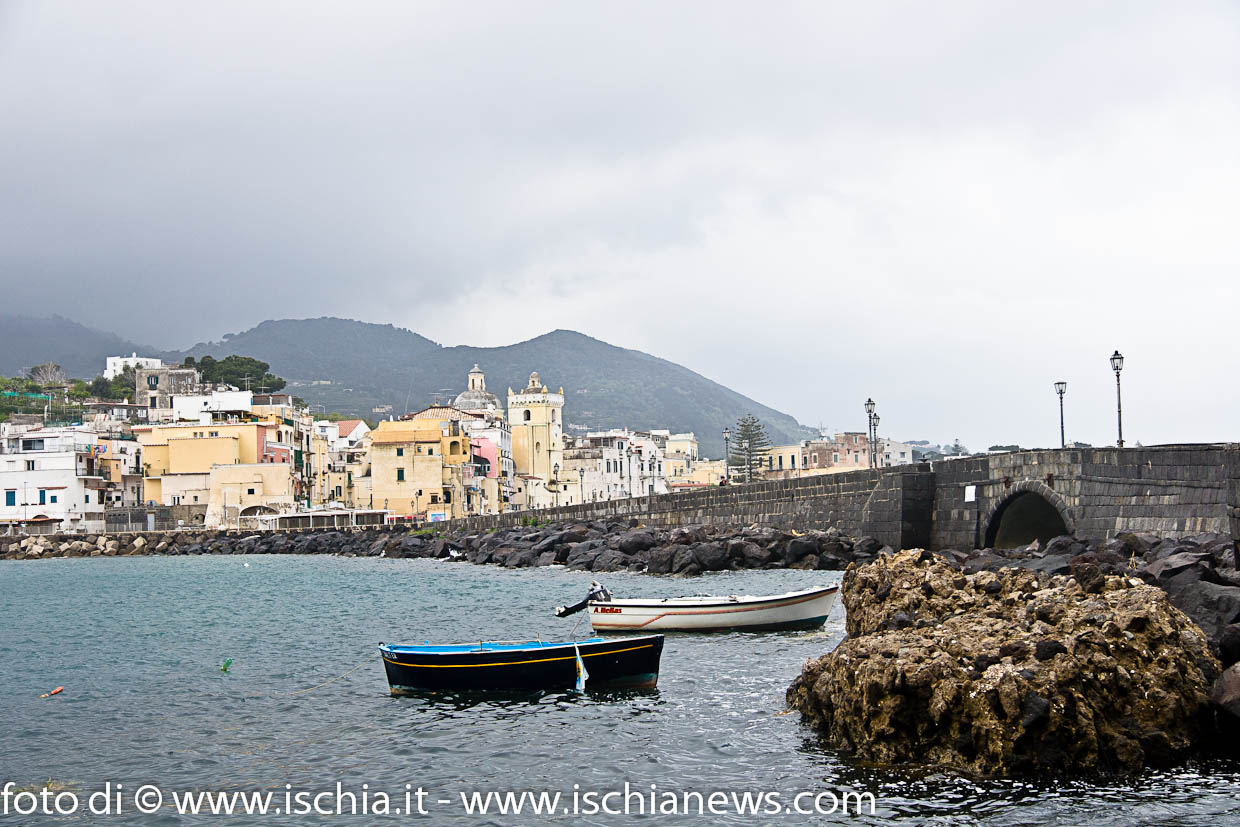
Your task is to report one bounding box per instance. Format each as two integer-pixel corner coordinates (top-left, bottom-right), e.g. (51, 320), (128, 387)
(878, 439), (916, 467)
(104, 353), (162, 380)
(313, 418), (372, 451)
(171, 390), (254, 423)
(566, 429), (671, 503)
(0, 425), (106, 534)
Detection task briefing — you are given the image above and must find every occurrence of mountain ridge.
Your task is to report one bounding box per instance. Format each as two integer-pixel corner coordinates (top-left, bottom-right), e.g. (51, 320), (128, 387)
(0, 315), (814, 455)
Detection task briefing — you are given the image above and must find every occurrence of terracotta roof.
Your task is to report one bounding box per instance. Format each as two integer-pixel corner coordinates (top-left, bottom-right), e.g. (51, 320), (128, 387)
(335, 419), (364, 437)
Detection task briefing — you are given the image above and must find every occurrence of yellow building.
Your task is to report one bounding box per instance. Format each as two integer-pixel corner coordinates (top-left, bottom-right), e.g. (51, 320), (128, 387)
(760, 443), (806, 479)
(508, 372), (564, 510)
(204, 463), (297, 528)
(133, 420), (293, 509)
(368, 414), (471, 521)
(664, 433), (698, 460)
(681, 458), (726, 488)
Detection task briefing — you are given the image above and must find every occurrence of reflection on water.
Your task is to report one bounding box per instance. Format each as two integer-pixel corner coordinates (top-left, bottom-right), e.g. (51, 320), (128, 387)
(0, 555), (1238, 825)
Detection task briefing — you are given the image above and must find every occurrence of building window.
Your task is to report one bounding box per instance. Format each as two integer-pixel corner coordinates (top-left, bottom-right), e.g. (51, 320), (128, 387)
(335, 485), (342, 497)
(4, 491), (14, 506)
(396, 448), (404, 457)
(430, 494), (439, 503)
(21, 439), (45, 451)
(148, 376), (159, 388)
(25, 460), (35, 471)
(247, 487), (255, 495)
(523, 410), (531, 422)
(427, 447), (434, 456)
(192, 495), (198, 502)
(778, 455), (783, 470)
(396, 469), (405, 482)
(50, 495), (58, 503)
(38, 489), (46, 505)
(210, 431), (219, 437)
(172, 496), (180, 505)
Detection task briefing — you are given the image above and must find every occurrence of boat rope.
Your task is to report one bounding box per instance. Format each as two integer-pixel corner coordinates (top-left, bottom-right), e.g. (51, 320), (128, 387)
(287, 652), (378, 697)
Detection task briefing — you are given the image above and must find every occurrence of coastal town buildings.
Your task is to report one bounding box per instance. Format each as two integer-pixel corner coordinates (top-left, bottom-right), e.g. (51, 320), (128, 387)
(2, 354), (832, 533)
(104, 353), (162, 380)
(134, 365), (206, 421)
(368, 413), (474, 521)
(508, 372), (564, 510)
(0, 424), (106, 533)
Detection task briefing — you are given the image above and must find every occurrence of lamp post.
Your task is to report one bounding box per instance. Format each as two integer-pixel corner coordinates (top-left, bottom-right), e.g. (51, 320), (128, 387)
(722, 426), (731, 484)
(552, 462), (560, 508)
(1054, 381), (1067, 448)
(578, 467), (584, 505)
(625, 447), (633, 498)
(864, 398), (877, 469)
(742, 439), (752, 483)
(872, 414), (880, 467)
(1110, 350), (1124, 448)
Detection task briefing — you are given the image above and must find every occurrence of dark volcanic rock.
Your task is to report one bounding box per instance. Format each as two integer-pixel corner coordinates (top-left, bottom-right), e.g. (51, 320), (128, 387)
(503, 549), (538, 568)
(1159, 581), (1240, 649)
(671, 546), (701, 576)
(787, 550), (1219, 777)
(616, 530), (657, 555)
(565, 546), (602, 571)
(645, 546), (676, 575)
(590, 549), (633, 572)
(785, 537), (818, 565)
(691, 542), (728, 572)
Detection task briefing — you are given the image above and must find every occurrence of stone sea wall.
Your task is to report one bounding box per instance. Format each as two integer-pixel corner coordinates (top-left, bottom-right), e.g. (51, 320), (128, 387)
(440, 464), (936, 550)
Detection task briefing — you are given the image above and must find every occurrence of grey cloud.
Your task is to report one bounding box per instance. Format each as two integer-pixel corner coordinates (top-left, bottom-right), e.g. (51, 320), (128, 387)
(1, 1), (1238, 450)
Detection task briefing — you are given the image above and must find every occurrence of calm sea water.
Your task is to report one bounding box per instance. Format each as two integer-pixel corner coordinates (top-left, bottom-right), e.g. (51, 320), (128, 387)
(2, 555), (1238, 825)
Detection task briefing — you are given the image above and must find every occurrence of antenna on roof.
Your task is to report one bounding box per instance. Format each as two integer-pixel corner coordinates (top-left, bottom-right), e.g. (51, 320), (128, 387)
(241, 375), (252, 391)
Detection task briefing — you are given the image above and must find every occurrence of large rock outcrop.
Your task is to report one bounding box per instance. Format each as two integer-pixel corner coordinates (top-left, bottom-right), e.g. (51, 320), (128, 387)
(787, 550), (1220, 776)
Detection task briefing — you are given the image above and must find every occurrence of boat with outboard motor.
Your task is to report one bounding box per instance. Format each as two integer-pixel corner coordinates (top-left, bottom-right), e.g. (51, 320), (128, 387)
(558, 584), (838, 632)
(378, 634), (664, 694)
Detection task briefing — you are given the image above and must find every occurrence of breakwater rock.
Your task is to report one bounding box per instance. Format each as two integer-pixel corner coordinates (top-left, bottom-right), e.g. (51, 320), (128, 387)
(0, 520), (889, 574)
(943, 532), (1240, 670)
(787, 550), (1220, 776)
(391, 521), (888, 573)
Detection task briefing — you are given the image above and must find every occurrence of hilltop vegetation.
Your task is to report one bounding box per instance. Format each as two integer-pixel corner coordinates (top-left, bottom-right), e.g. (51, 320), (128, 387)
(0, 315), (814, 455)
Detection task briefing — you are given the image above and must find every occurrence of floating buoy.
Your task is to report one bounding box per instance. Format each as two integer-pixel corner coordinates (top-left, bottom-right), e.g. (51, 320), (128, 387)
(243, 562), (249, 567)
(40, 686), (63, 698)
(220, 658), (233, 673)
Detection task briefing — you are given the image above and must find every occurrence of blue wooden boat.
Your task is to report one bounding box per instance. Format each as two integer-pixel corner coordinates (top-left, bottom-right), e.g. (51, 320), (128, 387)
(378, 635), (664, 694)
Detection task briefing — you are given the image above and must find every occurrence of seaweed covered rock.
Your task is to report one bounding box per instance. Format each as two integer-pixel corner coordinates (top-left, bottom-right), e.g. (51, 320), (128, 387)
(787, 550), (1219, 776)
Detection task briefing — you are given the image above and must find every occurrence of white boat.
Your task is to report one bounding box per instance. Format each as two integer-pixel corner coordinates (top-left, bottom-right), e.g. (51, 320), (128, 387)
(586, 585), (838, 632)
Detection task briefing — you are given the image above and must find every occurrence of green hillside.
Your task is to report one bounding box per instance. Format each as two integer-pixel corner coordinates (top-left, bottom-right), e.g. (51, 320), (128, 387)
(0, 315), (813, 456)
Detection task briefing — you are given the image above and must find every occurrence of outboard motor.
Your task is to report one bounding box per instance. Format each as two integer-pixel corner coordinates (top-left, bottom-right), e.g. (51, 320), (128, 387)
(555, 581), (612, 617)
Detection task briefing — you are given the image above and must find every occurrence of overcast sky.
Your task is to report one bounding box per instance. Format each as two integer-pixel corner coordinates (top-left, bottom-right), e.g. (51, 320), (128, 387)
(2, 1), (1237, 450)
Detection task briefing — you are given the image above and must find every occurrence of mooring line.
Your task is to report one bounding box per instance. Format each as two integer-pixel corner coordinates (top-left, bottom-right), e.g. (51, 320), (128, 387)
(287, 652), (379, 696)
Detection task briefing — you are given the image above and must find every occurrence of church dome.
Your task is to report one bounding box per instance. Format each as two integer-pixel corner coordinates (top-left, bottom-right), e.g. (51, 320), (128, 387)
(454, 364), (501, 413)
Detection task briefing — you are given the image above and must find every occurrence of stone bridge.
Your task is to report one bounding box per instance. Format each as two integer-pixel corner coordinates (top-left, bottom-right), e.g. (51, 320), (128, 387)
(443, 445), (1240, 551)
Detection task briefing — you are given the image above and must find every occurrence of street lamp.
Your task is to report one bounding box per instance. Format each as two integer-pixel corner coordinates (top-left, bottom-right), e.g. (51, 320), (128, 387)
(1054, 381), (1067, 449)
(722, 426), (731, 484)
(872, 414), (880, 467)
(864, 399), (878, 469)
(578, 467), (584, 504)
(625, 447), (633, 497)
(553, 462), (560, 508)
(1110, 350), (1124, 448)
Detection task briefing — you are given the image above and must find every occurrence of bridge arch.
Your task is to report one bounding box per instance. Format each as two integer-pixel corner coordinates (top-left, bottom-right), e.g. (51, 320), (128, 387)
(982, 480), (1075, 549)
